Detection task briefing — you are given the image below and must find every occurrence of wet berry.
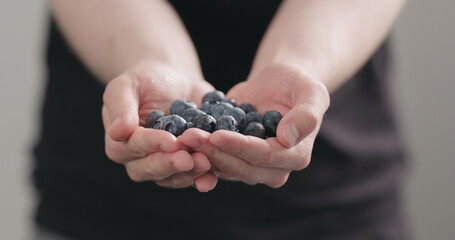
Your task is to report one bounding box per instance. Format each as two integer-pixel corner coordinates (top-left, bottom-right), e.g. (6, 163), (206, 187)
(216, 115), (238, 132)
(262, 110), (282, 137)
(145, 110), (164, 128)
(170, 99), (197, 116)
(163, 115), (187, 136)
(243, 122), (266, 139)
(238, 103), (255, 114)
(192, 114), (217, 133)
(202, 91), (225, 103)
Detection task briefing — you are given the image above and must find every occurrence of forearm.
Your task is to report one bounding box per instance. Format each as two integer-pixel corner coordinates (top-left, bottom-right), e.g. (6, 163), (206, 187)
(50, 0), (201, 84)
(251, 0), (406, 93)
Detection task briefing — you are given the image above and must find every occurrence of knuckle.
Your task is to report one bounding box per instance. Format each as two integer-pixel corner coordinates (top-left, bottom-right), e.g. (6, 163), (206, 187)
(304, 106), (320, 131)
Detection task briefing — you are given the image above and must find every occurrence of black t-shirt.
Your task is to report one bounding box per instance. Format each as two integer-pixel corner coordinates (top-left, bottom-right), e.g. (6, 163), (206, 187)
(33, 1), (408, 239)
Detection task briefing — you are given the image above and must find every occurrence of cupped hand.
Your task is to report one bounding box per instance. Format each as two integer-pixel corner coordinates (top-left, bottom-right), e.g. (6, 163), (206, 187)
(102, 61), (218, 192)
(180, 62), (330, 188)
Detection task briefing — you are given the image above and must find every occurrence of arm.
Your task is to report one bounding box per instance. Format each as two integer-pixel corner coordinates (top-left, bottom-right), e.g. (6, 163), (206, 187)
(50, 0), (201, 83)
(50, 0), (217, 192)
(252, 0), (406, 92)
(182, 0), (406, 187)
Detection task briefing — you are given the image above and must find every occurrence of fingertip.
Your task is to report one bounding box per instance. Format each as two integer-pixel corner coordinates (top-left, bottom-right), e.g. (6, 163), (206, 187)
(277, 105), (318, 147)
(191, 152), (211, 173)
(170, 150), (194, 172)
(194, 173), (218, 192)
(109, 115), (137, 141)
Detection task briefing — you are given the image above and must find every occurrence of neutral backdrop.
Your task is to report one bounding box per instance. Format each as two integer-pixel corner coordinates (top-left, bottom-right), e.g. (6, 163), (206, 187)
(1, 0), (454, 239)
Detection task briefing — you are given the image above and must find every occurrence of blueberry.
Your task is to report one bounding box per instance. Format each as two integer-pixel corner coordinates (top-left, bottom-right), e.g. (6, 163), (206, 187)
(243, 122), (266, 139)
(202, 91), (225, 103)
(182, 108), (206, 122)
(223, 107), (246, 131)
(238, 103), (255, 114)
(199, 101), (219, 115)
(244, 111), (262, 127)
(186, 121), (194, 129)
(192, 114), (217, 133)
(221, 98), (237, 107)
(216, 115), (238, 132)
(152, 116), (168, 130)
(262, 110), (282, 137)
(169, 99), (197, 116)
(211, 102), (234, 120)
(145, 110), (165, 128)
(163, 115), (187, 136)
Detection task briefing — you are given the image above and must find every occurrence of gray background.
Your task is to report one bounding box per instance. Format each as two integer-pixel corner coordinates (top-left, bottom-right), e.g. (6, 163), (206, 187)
(1, 0), (454, 239)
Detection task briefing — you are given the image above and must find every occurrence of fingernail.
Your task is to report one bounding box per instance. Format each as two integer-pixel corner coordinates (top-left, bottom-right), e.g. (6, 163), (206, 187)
(284, 123), (300, 146)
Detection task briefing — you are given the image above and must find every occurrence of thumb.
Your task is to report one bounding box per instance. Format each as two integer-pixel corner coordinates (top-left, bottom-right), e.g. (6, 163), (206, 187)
(103, 77), (139, 142)
(276, 105), (320, 148)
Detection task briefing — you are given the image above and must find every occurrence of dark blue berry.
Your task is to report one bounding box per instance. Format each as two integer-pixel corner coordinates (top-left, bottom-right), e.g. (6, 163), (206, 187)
(262, 110), (282, 137)
(192, 114), (217, 133)
(169, 99), (197, 116)
(145, 110), (164, 128)
(243, 122), (266, 139)
(245, 111), (262, 127)
(238, 103), (255, 114)
(182, 108), (206, 122)
(223, 107), (246, 131)
(211, 102), (234, 120)
(163, 115), (187, 136)
(221, 98), (237, 107)
(186, 122), (194, 129)
(199, 101), (219, 115)
(152, 116), (168, 130)
(216, 115), (238, 132)
(202, 91), (225, 103)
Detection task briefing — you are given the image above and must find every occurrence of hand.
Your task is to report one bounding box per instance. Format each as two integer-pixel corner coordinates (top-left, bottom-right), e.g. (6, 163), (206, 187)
(180, 62), (330, 188)
(102, 61), (218, 192)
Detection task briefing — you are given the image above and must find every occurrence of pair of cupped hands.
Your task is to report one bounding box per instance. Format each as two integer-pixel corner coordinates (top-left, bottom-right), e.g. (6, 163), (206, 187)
(102, 61), (330, 192)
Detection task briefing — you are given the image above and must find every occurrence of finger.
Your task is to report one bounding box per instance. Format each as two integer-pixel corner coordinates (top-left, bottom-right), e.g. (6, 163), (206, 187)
(103, 75), (139, 141)
(105, 127), (180, 163)
(194, 173), (218, 192)
(209, 130), (313, 171)
(276, 104), (320, 147)
(154, 152), (211, 189)
(181, 130), (290, 188)
(124, 150), (194, 182)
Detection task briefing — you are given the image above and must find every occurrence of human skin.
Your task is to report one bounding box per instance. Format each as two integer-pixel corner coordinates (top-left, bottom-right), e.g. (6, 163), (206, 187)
(180, 0), (406, 187)
(50, 0), (406, 190)
(50, 0), (218, 192)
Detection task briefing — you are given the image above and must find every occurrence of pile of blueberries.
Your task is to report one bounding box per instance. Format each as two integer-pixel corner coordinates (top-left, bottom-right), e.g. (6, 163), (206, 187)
(144, 90), (282, 139)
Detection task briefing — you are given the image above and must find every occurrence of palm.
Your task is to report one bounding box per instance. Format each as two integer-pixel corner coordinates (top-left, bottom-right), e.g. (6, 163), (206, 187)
(129, 63), (214, 125)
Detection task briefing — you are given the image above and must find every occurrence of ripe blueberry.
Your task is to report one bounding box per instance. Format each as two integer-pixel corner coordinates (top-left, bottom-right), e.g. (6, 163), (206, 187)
(262, 110), (282, 137)
(163, 115), (187, 136)
(223, 107), (246, 131)
(216, 115), (238, 132)
(170, 99), (197, 116)
(199, 101), (219, 115)
(238, 103), (255, 114)
(221, 98), (237, 107)
(243, 122), (266, 139)
(182, 108), (206, 122)
(152, 116), (168, 130)
(211, 102), (234, 120)
(145, 110), (164, 128)
(202, 91), (225, 103)
(192, 114), (217, 133)
(244, 111), (262, 127)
